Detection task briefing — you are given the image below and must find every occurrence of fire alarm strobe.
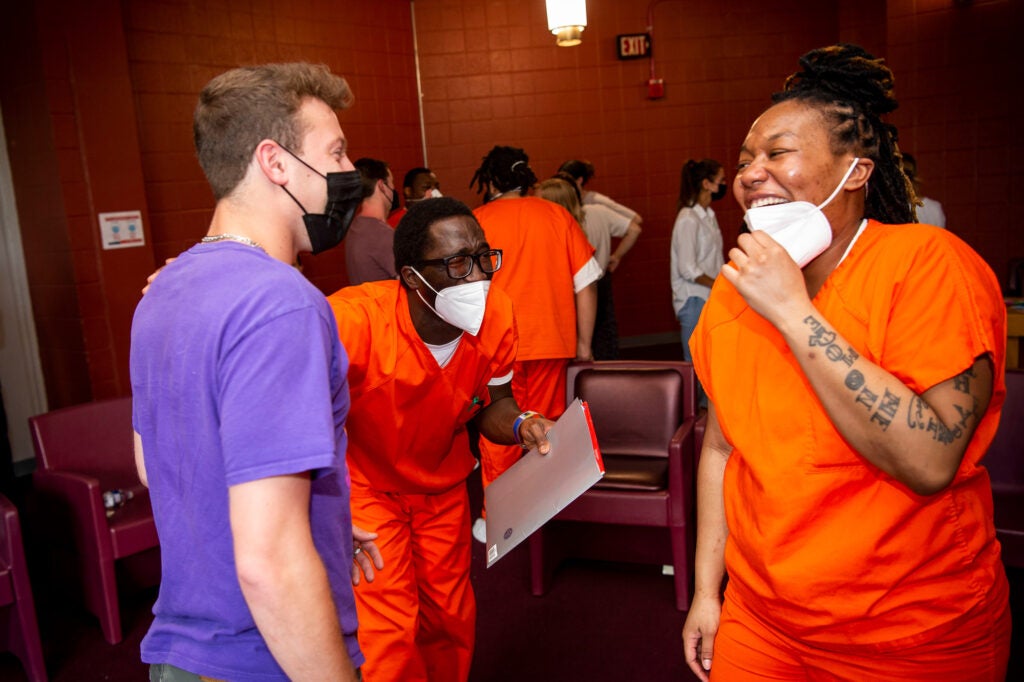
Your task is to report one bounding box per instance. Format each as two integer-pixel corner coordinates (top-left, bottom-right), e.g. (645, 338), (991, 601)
(647, 78), (665, 99)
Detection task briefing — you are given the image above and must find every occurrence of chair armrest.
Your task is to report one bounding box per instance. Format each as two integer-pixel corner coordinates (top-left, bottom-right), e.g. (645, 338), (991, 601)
(0, 495), (15, 567)
(667, 417), (697, 524)
(32, 469), (113, 561)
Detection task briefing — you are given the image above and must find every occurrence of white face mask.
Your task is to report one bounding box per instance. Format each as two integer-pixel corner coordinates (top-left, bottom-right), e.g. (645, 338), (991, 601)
(425, 188), (443, 199)
(411, 269), (490, 336)
(743, 157), (861, 267)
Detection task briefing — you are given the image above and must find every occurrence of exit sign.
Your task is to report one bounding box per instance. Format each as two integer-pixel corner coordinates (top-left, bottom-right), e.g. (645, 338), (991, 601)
(617, 33), (651, 60)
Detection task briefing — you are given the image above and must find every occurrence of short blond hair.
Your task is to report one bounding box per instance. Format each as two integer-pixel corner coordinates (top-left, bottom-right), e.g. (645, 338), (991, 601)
(194, 63), (353, 200)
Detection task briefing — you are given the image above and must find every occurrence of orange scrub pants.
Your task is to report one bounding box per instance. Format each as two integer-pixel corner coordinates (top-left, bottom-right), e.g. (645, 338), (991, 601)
(709, 579), (1011, 681)
(350, 482), (475, 682)
(478, 357), (568, 487)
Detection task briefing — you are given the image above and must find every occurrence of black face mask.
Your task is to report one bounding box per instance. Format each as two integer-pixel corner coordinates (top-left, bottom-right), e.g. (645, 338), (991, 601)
(710, 182), (728, 202)
(279, 146), (363, 254)
(384, 182), (400, 213)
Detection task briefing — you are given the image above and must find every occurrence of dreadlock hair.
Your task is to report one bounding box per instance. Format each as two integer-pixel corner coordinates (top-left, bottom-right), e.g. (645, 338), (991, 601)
(393, 196), (478, 287)
(470, 146), (537, 197)
(678, 159), (723, 211)
(772, 44), (916, 224)
(558, 159), (595, 186)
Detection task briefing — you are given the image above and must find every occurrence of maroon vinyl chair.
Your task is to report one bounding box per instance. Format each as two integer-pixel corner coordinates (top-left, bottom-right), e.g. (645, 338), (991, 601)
(28, 397), (158, 644)
(0, 494), (46, 681)
(987, 369), (1024, 567)
(529, 360), (702, 611)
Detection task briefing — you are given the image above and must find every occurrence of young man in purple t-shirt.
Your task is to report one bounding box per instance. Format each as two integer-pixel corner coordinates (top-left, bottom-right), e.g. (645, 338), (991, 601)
(130, 63), (382, 681)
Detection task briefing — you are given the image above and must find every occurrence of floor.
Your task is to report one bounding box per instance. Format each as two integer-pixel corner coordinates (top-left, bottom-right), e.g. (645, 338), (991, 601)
(0, 463), (698, 681)
(1, 344), (1020, 679)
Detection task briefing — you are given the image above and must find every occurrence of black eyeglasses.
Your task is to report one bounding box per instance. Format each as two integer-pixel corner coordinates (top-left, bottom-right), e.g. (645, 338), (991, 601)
(416, 249), (503, 280)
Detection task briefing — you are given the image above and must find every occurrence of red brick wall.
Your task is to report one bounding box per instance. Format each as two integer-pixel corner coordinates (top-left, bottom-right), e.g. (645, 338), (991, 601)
(122, 0), (424, 296)
(2, 0), (1019, 407)
(1, 0), (423, 407)
(416, 0), (1020, 340)
(1, 0), (155, 406)
(886, 0), (1024, 286)
(414, 0), (837, 338)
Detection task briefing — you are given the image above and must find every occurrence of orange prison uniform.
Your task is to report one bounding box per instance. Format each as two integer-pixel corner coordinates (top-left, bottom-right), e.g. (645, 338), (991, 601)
(473, 197), (598, 485)
(691, 221), (1011, 679)
(327, 281), (517, 682)
(386, 206), (405, 228)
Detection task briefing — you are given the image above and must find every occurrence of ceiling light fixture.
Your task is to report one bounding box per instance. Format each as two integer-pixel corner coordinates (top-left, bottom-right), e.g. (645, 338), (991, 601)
(546, 0), (588, 47)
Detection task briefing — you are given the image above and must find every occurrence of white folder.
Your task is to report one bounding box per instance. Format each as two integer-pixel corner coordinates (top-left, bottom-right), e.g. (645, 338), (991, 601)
(484, 398), (604, 567)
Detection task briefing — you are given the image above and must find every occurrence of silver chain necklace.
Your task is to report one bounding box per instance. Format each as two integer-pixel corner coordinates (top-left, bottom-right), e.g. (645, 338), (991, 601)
(200, 233), (266, 253)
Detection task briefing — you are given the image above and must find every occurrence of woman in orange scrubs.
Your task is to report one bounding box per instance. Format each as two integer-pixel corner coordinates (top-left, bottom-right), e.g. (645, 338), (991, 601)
(681, 44), (1010, 681)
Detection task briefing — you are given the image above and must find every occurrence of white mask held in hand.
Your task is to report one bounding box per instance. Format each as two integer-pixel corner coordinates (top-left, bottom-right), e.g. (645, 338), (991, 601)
(411, 268), (490, 335)
(743, 157), (861, 267)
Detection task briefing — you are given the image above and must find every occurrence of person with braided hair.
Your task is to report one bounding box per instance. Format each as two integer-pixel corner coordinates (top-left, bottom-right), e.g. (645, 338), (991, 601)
(470, 146), (601, 530)
(682, 44), (1009, 681)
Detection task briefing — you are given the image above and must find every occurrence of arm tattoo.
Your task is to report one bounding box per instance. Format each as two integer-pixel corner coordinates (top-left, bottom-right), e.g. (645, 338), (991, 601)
(952, 366), (976, 394)
(803, 315), (859, 367)
(906, 396), (959, 444)
(906, 365), (982, 445)
(803, 315), (979, 441)
(844, 369), (902, 431)
(802, 316), (899, 432)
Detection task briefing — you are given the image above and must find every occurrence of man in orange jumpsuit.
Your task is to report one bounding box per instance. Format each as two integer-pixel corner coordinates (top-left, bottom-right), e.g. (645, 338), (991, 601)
(328, 197), (554, 682)
(470, 146), (601, 507)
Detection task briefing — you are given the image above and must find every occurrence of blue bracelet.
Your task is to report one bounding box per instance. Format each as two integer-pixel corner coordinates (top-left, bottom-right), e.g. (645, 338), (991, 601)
(512, 411), (543, 447)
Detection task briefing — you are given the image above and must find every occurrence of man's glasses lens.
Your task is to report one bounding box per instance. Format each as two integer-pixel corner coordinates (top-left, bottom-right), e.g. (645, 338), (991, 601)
(445, 250), (502, 278)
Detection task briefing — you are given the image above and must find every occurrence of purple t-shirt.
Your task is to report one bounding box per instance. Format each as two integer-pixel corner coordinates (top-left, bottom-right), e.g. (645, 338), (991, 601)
(130, 241), (361, 679)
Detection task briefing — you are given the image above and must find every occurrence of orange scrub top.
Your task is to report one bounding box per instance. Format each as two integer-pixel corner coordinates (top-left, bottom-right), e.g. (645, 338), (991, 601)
(327, 280), (517, 494)
(386, 207), (405, 228)
(691, 221), (1008, 650)
(474, 197), (596, 361)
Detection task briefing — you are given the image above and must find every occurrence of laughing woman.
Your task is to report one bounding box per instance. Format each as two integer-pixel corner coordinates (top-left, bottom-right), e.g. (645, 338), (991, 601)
(681, 44), (1010, 681)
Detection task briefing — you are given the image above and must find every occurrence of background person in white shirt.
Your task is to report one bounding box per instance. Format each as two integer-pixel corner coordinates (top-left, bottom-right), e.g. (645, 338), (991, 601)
(671, 159), (726, 404)
(558, 159), (644, 225)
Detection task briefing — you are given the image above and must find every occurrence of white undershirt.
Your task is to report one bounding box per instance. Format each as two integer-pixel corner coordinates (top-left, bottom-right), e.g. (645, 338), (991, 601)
(424, 335), (463, 367)
(422, 336), (513, 387)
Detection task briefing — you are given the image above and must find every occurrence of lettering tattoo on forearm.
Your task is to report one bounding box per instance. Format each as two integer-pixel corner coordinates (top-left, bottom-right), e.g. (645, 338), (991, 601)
(845, 369), (900, 431)
(804, 316), (983, 442)
(805, 314), (900, 430)
(804, 316), (859, 367)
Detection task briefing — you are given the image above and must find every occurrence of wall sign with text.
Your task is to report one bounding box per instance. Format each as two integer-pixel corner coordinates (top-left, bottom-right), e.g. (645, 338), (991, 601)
(98, 211), (146, 250)
(617, 33), (651, 60)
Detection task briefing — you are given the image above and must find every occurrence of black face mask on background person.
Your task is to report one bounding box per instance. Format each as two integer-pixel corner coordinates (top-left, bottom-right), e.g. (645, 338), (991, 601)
(710, 182), (728, 202)
(384, 181), (400, 213)
(279, 145), (364, 254)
